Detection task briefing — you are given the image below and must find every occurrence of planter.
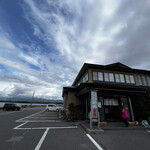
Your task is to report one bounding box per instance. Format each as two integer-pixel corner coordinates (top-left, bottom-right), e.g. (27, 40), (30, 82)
(129, 122), (136, 126)
(100, 122), (107, 126)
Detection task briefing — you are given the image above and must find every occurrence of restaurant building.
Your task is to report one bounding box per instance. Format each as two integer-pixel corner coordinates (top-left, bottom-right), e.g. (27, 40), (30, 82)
(62, 62), (150, 122)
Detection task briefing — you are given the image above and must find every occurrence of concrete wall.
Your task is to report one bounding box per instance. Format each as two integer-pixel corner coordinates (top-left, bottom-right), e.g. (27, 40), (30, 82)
(63, 93), (68, 110)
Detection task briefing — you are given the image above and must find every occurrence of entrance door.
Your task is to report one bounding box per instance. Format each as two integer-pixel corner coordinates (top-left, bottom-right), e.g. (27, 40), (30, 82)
(104, 98), (122, 121)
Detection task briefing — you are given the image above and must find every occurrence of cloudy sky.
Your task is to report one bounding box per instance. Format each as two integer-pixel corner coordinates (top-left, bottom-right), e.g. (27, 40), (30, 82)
(0, 0), (150, 100)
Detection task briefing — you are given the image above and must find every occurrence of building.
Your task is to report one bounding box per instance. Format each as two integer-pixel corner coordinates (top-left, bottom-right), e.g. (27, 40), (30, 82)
(62, 62), (150, 122)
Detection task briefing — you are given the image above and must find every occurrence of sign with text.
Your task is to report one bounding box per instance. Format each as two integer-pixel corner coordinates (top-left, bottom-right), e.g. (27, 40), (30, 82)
(91, 90), (98, 119)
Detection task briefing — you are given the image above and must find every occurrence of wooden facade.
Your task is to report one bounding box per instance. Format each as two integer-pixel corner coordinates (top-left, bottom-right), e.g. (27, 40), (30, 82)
(62, 62), (150, 121)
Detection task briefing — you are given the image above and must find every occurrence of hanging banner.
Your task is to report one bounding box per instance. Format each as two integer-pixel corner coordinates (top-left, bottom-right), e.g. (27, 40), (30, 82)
(91, 90), (98, 119)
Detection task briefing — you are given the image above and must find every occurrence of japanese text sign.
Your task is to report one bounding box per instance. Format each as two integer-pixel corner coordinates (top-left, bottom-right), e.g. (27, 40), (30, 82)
(91, 90), (98, 118)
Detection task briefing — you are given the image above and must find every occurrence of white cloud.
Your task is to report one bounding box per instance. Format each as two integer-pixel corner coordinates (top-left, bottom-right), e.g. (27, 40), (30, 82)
(23, 0), (124, 66)
(0, 29), (68, 99)
(1, 0), (150, 100)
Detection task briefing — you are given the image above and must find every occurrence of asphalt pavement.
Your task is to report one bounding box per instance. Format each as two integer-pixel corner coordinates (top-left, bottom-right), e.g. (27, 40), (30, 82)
(92, 130), (150, 150)
(0, 108), (44, 150)
(0, 107), (98, 150)
(0, 108), (150, 150)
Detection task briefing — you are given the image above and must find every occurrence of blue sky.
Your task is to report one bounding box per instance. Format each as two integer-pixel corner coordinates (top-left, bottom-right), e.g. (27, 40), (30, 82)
(0, 0), (150, 100)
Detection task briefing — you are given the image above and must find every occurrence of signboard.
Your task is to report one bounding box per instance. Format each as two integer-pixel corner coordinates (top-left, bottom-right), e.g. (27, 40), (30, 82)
(91, 90), (98, 119)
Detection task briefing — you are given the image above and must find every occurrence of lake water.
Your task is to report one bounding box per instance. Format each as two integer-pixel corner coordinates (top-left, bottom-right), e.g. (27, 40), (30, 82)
(0, 102), (63, 108)
(0, 102), (47, 108)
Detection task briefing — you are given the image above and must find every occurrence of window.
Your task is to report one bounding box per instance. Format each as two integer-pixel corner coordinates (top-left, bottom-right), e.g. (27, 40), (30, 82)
(120, 74), (125, 83)
(137, 75), (150, 86)
(93, 71), (104, 81)
(93, 72), (98, 80)
(137, 75), (142, 85)
(115, 74), (120, 82)
(92, 71), (139, 86)
(125, 75), (130, 83)
(104, 72), (109, 82)
(142, 76), (147, 86)
(98, 72), (103, 81)
(109, 73), (114, 82)
(146, 76), (150, 86)
(104, 98), (119, 106)
(83, 73), (88, 83)
(129, 75), (135, 84)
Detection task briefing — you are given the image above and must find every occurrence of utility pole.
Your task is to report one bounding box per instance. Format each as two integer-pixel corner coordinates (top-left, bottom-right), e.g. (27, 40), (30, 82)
(30, 91), (35, 107)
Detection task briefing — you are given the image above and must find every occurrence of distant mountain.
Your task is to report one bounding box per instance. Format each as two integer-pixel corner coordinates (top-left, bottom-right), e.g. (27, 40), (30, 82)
(0, 97), (63, 104)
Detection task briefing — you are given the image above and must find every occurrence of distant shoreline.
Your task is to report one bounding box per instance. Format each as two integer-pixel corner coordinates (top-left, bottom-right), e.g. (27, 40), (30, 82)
(0, 101), (63, 108)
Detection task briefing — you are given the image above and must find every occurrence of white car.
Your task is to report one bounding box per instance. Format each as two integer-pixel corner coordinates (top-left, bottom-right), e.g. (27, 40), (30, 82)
(45, 104), (59, 111)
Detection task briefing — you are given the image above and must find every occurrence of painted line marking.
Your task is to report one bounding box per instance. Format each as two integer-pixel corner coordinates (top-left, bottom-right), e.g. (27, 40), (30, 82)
(146, 130), (150, 132)
(34, 128), (49, 150)
(15, 110), (45, 122)
(86, 134), (103, 150)
(17, 120), (61, 123)
(14, 126), (78, 130)
(13, 121), (28, 130)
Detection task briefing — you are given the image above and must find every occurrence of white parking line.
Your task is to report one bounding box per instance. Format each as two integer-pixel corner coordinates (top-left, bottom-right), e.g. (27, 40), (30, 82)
(13, 110), (78, 150)
(14, 126), (78, 130)
(17, 120), (61, 123)
(15, 110), (45, 122)
(146, 130), (150, 132)
(86, 134), (103, 150)
(13, 121), (28, 129)
(34, 128), (49, 150)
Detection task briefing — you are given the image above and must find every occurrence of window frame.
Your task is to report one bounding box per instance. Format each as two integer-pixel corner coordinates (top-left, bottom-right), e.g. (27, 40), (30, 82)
(109, 73), (115, 82)
(93, 71), (98, 81)
(104, 72), (109, 82)
(146, 76), (150, 86)
(141, 76), (147, 86)
(92, 70), (137, 86)
(114, 73), (120, 83)
(129, 75), (135, 84)
(98, 72), (104, 81)
(125, 74), (131, 84)
(137, 75), (142, 86)
(83, 72), (89, 83)
(119, 74), (125, 83)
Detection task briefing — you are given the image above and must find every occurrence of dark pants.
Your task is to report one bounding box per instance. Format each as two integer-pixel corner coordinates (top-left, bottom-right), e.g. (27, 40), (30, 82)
(123, 118), (129, 127)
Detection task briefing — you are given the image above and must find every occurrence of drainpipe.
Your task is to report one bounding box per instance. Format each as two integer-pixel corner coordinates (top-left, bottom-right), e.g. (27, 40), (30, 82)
(128, 97), (135, 121)
(86, 96), (88, 119)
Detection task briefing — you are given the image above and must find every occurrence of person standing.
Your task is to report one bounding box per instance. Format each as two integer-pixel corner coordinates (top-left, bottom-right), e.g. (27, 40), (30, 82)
(122, 107), (130, 127)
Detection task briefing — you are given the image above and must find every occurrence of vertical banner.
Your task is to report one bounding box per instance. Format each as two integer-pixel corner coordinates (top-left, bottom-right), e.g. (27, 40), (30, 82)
(91, 90), (98, 119)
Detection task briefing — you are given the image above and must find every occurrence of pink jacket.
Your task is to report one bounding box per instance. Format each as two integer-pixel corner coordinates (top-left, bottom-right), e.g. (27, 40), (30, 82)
(122, 109), (130, 119)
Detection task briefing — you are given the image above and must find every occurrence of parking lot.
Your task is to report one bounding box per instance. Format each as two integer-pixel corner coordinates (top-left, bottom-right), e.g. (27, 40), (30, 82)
(0, 107), (150, 150)
(0, 107), (100, 150)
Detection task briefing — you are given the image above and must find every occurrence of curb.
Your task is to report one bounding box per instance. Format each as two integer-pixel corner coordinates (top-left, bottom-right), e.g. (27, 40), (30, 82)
(80, 122), (150, 132)
(101, 126), (150, 131)
(80, 123), (104, 134)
